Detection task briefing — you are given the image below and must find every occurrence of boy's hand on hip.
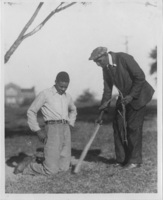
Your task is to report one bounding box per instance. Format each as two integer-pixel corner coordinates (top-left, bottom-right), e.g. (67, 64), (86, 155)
(36, 130), (47, 143)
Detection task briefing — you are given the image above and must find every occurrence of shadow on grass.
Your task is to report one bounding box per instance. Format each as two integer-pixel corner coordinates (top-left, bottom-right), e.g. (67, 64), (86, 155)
(6, 149), (45, 168)
(34, 147), (116, 164)
(6, 152), (29, 167)
(6, 148), (116, 168)
(71, 148), (116, 164)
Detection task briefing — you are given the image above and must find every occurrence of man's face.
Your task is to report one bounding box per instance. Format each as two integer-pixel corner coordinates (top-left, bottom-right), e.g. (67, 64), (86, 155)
(55, 81), (69, 95)
(94, 55), (108, 68)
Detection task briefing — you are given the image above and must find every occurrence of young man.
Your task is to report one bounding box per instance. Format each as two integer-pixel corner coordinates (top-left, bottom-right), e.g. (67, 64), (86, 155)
(16, 71), (77, 175)
(89, 47), (154, 170)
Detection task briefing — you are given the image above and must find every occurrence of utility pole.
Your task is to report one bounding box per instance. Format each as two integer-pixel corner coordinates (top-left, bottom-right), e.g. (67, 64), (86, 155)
(123, 35), (133, 53)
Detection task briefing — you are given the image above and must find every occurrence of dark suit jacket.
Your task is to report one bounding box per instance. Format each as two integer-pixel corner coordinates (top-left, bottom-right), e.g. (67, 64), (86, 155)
(101, 52), (155, 110)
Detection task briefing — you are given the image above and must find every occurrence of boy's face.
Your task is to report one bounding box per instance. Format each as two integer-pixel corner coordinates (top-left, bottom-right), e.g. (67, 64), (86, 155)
(55, 81), (69, 95)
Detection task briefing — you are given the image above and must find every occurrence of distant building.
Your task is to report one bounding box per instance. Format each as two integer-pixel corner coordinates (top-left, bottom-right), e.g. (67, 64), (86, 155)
(5, 83), (35, 107)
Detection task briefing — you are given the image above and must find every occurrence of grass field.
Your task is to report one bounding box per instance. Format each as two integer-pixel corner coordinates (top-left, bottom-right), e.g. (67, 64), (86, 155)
(5, 104), (157, 193)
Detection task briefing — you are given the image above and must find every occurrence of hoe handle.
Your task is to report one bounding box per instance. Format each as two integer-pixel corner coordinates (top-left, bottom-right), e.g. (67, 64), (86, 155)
(74, 111), (104, 174)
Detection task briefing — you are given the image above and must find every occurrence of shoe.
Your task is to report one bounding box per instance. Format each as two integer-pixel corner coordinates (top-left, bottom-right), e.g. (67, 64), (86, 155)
(122, 163), (141, 170)
(14, 156), (34, 174)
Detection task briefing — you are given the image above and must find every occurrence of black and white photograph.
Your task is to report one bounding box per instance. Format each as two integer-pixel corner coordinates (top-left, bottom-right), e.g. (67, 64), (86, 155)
(1, 0), (162, 199)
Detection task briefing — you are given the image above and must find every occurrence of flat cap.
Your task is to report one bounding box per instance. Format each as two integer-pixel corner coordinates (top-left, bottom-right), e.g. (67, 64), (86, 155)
(89, 47), (108, 60)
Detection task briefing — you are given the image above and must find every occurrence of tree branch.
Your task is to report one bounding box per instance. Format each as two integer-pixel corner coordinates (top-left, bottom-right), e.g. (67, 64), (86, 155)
(22, 2), (77, 40)
(4, 2), (81, 63)
(5, 2), (44, 63)
(42, 2), (76, 26)
(18, 2), (44, 39)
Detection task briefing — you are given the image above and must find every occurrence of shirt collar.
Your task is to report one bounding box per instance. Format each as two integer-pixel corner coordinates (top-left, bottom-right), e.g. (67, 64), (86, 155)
(51, 86), (57, 95)
(108, 53), (117, 67)
(52, 85), (66, 95)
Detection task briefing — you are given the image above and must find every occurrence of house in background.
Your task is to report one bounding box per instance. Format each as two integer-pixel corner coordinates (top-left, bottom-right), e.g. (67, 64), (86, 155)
(5, 83), (35, 107)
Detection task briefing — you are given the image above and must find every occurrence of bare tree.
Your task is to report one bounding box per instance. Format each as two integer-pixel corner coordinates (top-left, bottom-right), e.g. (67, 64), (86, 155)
(4, 2), (78, 63)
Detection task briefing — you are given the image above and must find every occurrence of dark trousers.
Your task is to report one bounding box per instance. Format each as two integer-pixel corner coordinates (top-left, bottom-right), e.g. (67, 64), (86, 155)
(113, 102), (146, 164)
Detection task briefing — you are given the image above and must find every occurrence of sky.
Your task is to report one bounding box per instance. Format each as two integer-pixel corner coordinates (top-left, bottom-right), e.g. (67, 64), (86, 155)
(2, 0), (162, 100)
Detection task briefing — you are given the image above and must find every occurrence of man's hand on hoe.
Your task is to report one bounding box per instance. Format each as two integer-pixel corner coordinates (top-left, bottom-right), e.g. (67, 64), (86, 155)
(95, 116), (103, 125)
(121, 95), (133, 105)
(96, 109), (106, 125)
(96, 99), (112, 125)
